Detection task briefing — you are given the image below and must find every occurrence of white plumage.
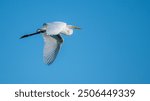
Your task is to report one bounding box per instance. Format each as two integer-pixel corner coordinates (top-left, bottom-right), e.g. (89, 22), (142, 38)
(20, 21), (80, 65)
(43, 34), (63, 64)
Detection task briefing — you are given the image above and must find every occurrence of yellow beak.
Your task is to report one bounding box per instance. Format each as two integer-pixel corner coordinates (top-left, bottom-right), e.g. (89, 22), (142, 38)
(72, 26), (81, 30)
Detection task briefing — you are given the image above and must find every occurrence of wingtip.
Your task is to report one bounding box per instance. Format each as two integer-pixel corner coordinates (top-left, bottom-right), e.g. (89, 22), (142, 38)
(44, 58), (55, 65)
(44, 61), (54, 65)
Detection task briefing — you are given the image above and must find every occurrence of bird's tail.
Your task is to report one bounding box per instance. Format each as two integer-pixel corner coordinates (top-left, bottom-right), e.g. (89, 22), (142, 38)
(20, 30), (45, 39)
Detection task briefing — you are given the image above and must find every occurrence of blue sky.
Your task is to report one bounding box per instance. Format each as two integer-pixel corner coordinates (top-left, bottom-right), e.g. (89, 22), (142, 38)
(0, 0), (150, 83)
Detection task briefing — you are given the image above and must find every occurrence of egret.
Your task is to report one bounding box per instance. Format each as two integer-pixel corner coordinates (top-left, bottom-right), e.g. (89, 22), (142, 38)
(20, 21), (80, 65)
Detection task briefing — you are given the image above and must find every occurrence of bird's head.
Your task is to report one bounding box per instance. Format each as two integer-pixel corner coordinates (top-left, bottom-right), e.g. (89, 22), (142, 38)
(65, 25), (81, 35)
(64, 25), (80, 36)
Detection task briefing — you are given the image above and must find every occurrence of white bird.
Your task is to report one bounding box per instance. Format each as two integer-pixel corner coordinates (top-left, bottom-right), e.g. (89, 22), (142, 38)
(20, 21), (80, 65)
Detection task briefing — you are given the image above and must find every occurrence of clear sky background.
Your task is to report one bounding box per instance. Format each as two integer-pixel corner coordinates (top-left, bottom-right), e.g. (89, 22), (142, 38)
(0, 0), (150, 84)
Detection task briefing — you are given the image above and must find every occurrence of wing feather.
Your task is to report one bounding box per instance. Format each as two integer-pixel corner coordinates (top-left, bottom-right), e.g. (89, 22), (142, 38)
(43, 34), (63, 65)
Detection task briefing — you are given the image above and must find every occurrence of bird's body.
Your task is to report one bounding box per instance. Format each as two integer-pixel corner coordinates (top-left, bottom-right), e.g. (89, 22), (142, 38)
(43, 22), (73, 35)
(20, 21), (80, 65)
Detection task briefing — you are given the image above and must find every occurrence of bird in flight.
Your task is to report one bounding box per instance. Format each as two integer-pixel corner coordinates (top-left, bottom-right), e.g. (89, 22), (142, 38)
(20, 21), (80, 65)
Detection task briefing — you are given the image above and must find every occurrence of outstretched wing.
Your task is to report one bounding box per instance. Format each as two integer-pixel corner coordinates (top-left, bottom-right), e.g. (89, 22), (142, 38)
(43, 34), (63, 65)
